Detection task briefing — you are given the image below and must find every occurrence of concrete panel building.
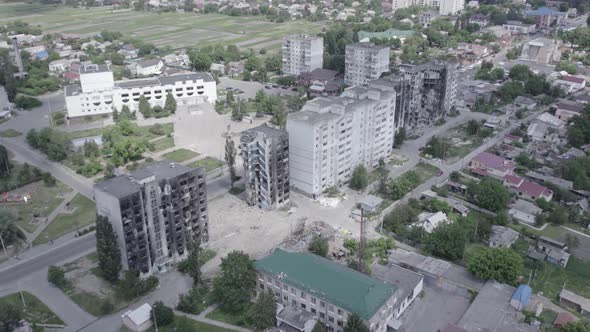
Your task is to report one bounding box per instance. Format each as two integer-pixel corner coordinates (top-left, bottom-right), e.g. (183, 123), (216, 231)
(287, 85), (396, 197)
(240, 124), (290, 210)
(65, 64), (216, 119)
(94, 161), (209, 277)
(391, 0), (464, 15)
(282, 35), (324, 76)
(345, 43), (390, 86)
(519, 37), (562, 65)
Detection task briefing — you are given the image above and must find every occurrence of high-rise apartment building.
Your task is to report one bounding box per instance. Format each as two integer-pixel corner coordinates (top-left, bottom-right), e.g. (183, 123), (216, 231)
(391, 0), (464, 15)
(94, 161), (209, 276)
(282, 35), (324, 76)
(344, 43), (390, 86)
(240, 124), (290, 210)
(369, 61), (458, 130)
(287, 85), (396, 197)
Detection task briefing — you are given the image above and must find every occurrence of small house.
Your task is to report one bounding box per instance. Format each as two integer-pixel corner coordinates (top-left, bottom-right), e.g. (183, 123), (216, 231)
(553, 312), (574, 329)
(415, 211), (450, 233)
(121, 303), (153, 332)
(559, 289), (590, 316)
(489, 225), (519, 248)
(510, 284), (532, 311)
(359, 194), (383, 213)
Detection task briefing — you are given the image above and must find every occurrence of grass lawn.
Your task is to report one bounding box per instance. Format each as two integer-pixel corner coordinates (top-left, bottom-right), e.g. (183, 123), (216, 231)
(0, 292), (64, 326)
(188, 156), (224, 172)
(162, 148), (199, 163)
(413, 162), (440, 181)
(146, 315), (237, 332)
(525, 256), (590, 300)
(206, 307), (246, 327)
(151, 136), (175, 152)
(429, 122), (492, 161)
(0, 128), (22, 137)
(509, 223), (567, 239)
(3, 180), (72, 234)
(66, 127), (103, 140)
(33, 194), (96, 245)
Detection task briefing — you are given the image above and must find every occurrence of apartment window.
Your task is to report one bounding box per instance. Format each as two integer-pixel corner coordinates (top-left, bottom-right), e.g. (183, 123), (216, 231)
(320, 301), (325, 308)
(292, 299), (297, 306)
(259, 284), (265, 290)
(337, 309), (343, 316)
(328, 316), (334, 323)
(328, 305), (334, 312)
(319, 312), (325, 319)
(337, 320), (344, 327)
(275, 280), (280, 287)
(301, 303), (306, 310)
(311, 308), (317, 314)
(311, 297), (316, 305)
(301, 292), (306, 299)
(283, 295), (288, 301)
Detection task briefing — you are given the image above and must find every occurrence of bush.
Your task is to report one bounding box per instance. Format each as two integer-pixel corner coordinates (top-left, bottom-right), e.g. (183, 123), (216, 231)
(149, 124), (166, 136)
(48, 265), (68, 289)
(14, 95), (42, 110)
(308, 236), (329, 257)
(115, 271), (159, 300)
(176, 287), (209, 315)
(152, 301), (174, 326)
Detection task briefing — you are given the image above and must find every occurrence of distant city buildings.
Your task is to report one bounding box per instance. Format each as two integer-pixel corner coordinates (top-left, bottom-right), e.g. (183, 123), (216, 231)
(94, 161), (209, 277)
(391, 0), (465, 15)
(240, 124), (290, 210)
(287, 84), (396, 197)
(64, 64), (216, 120)
(344, 42), (390, 86)
(282, 35), (324, 76)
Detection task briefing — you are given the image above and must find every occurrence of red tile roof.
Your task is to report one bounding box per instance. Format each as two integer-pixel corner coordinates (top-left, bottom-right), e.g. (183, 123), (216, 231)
(471, 168), (489, 177)
(553, 312), (574, 327)
(517, 179), (553, 199)
(503, 173), (523, 186)
(472, 152), (514, 172)
(562, 75), (585, 84)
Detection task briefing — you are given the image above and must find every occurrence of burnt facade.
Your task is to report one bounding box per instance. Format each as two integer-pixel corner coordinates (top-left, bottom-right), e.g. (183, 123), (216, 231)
(94, 161), (208, 276)
(240, 124), (290, 209)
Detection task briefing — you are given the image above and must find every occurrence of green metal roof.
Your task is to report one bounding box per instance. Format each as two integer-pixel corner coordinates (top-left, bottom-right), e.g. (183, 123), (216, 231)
(255, 249), (397, 320)
(358, 29), (415, 41)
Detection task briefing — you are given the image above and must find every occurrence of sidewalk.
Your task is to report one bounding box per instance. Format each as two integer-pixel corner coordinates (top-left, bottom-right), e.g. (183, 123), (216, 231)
(175, 306), (252, 332)
(27, 191), (79, 243)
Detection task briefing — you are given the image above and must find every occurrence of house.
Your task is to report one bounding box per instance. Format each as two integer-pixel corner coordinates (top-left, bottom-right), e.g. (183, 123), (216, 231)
(525, 7), (566, 28)
(538, 236), (570, 267)
(555, 75), (586, 94)
(552, 312), (574, 328)
(555, 101), (585, 121)
(299, 68), (342, 97)
(538, 236), (567, 250)
(119, 44), (139, 59)
(513, 96), (537, 110)
(503, 134), (523, 144)
(559, 289), (590, 315)
(509, 199), (542, 225)
(227, 61), (245, 78)
(49, 59), (76, 73)
(469, 14), (490, 27)
(135, 59), (164, 76)
(532, 112), (565, 129)
(505, 176), (553, 201)
(526, 122), (562, 143)
(33, 50), (49, 60)
(419, 10), (440, 28)
(121, 303), (153, 332)
(470, 152), (515, 179)
(489, 225), (519, 248)
(357, 29), (416, 44)
(574, 93), (590, 104)
(525, 170), (573, 190)
(415, 211), (450, 233)
(359, 194), (383, 213)
(510, 285), (532, 311)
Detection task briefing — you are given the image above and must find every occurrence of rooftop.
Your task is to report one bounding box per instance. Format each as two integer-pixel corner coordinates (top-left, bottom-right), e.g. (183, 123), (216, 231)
(561, 75), (585, 84)
(80, 64), (110, 74)
(526, 7), (566, 16)
(357, 28), (415, 41)
(472, 152), (514, 172)
(490, 225), (520, 246)
(256, 249), (397, 320)
(516, 180), (552, 199)
(137, 58), (163, 68)
(277, 305), (316, 329)
(122, 303), (152, 326)
(560, 289), (590, 312)
(514, 96), (536, 105)
(242, 123), (286, 139)
(556, 102), (584, 113)
(372, 263), (423, 302)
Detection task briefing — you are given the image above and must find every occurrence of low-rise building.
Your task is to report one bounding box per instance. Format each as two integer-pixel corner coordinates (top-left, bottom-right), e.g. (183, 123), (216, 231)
(538, 236), (570, 267)
(555, 101), (584, 121)
(554, 75), (586, 94)
(357, 29), (416, 44)
(502, 21), (536, 34)
(415, 211), (450, 233)
(559, 289), (590, 316)
(419, 10), (440, 28)
(469, 14), (489, 27)
(470, 152), (515, 179)
(121, 303), (153, 332)
(513, 96), (537, 110)
(65, 64), (216, 119)
(520, 37), (562, 65)
(526, 7), (566, 29)
(503, 174), (553, 201)
(525, 170), (573, 190)
(135, 58), (164, 76)
(509, 199), (542, 225)
(255, 249), (399, 332)
(489, 225), (519, 248)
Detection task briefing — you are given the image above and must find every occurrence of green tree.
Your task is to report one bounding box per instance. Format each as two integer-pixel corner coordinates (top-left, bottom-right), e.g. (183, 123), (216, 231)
(181, 240), (202, 287)
(48, 265), (68, 289)
(467, 247), (523, 284)
(245, 56), (262, 71)
(189, 51), (212, 71)
(246, 291), (277, 330)
(344, 313), (369, 332)
(164, 92), (177, 114)
(224, 136), (237, 187)
(0, 302), (22, 332)
(0, 211), (18, 246)
(308, 236), (329, 257)
(565, 234), (580, 250)
(96, 215), (121, 283)
(152, 302), (174, 326)
(211, 251), (257, 313)
(497, 81), (525, 102)
(425, 222), (466, 261)
(394, 128), (406, 148)
(176, 287), (207, 315)
(0, 144), (12, 177)
(556, 60), (577, 74)
(467, 178), (511, 212)
(350, 165), (369, 190)
(138, 96), (151, 116)
(559, 320), (590, 332)
(264, 56), (282, 72)
(270, 105), (287, 129)
(509, 64), (532, 81)
(465, 119), (481, 136)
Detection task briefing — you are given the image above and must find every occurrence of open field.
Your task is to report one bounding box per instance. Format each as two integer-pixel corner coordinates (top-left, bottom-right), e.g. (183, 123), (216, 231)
(162, 148), (199, 163)
(0, 291), (65, 326)
(33, 193), (96, 245)
(0, 3), (325, 50)
(187, 156), (224, 172)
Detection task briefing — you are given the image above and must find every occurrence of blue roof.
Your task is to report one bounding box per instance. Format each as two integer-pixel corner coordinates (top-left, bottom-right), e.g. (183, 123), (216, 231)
(34, 50), (49, 59)
(512, 285), (532, 306)
(526, 7), (566, 16)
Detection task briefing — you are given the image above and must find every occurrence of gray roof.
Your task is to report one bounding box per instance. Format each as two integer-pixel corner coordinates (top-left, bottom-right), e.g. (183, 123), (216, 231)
(514, 96), (536, 106)
(458, 281), (539, 332)
(137, 58), (162, 68)
(65, 84), (82, 97)
(116, 78), (160, 89)
(242, 124), (287, 139)
(489, 225), (520, 246)
(80, 64), (110, 74)
(372, 263), (423, 303)
(288, 108), (341, 126)
(277, 306), (316, 330)
(94, 160), (197, 198)
(347, 42), (389, 51)
(360, 194), (383, 209)
(114, 73), (213, 89)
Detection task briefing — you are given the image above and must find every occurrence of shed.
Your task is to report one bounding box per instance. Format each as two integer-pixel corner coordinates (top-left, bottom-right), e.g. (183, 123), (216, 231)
(510, 284), (532, 311)
(359, 194), (383, 213)
(559, 289), (590, 315)
(553, 312), (574, 328)
(121, 303), (153, 332)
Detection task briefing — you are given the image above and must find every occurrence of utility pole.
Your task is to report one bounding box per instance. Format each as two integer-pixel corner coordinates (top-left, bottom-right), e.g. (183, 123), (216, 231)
(0, 234), (8, 258)
(358, 208), (366, 274)
(153, 305), (159, 332)
(48, 99), (53, 128)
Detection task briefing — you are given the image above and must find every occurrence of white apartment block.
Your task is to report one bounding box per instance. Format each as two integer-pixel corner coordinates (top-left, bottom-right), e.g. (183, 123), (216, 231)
(64, 64), (216, 119)
(287, 85), (396, 197)
(282, 35), (324, 76)
(345, 43), (390, 86)
(391, 0), (464, 15)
